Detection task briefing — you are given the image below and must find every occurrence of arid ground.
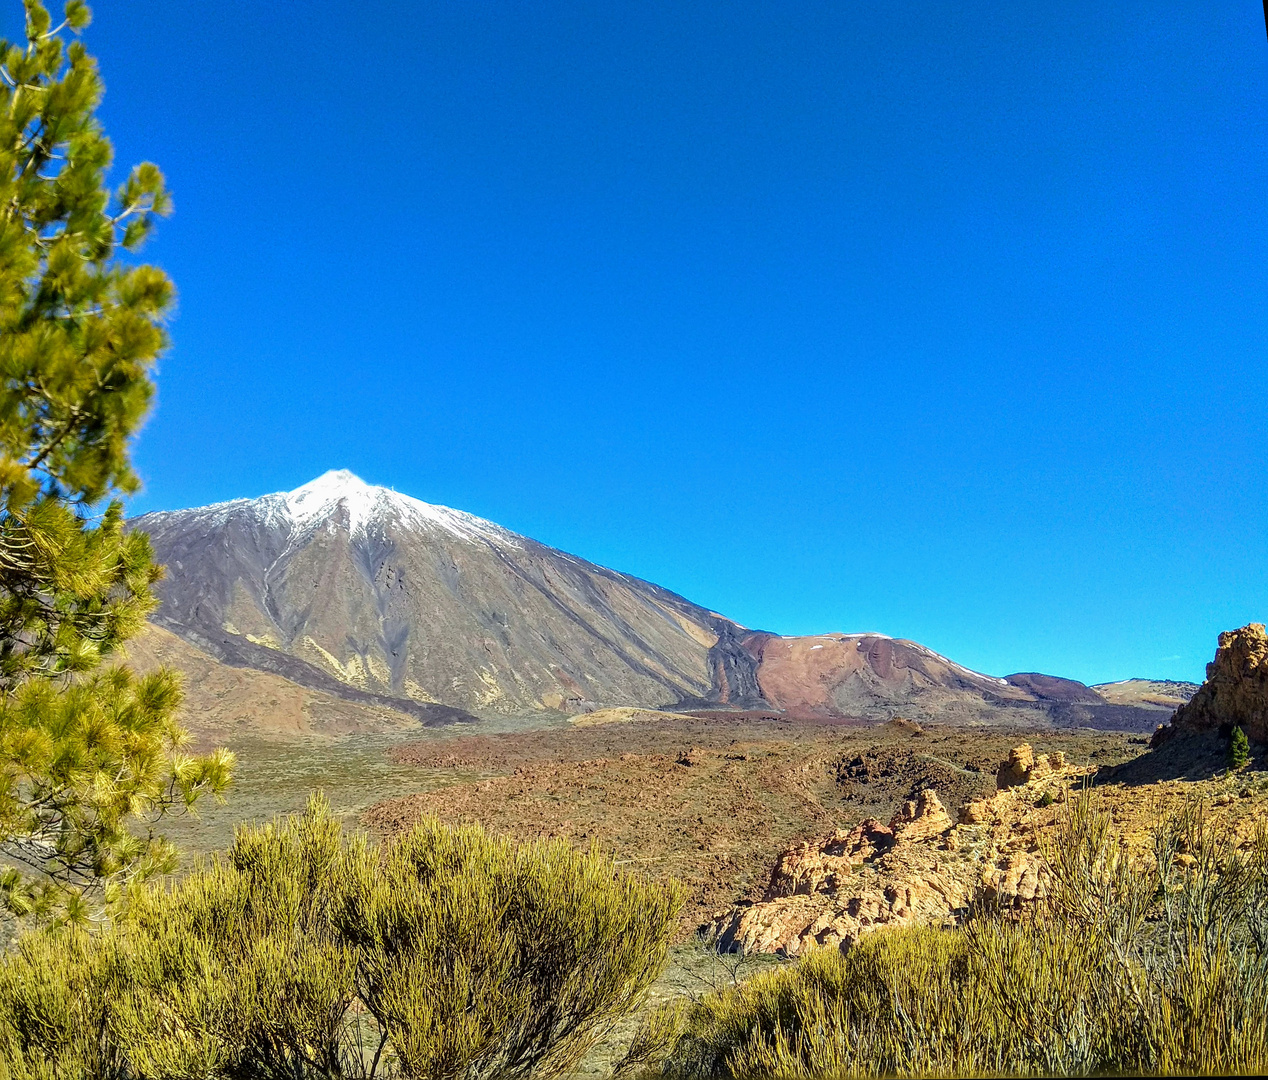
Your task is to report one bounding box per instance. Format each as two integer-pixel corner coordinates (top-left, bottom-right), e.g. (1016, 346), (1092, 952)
(361, 715), (1143, 932)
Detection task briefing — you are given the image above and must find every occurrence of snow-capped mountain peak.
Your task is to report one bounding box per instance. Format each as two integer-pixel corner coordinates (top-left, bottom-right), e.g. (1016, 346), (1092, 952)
(141, 470), (517, 546)
(279, 470), (512, 544)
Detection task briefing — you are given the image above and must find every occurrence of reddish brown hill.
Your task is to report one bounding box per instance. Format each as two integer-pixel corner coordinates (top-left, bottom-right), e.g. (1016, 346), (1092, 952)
(732, 632), (1030, 716)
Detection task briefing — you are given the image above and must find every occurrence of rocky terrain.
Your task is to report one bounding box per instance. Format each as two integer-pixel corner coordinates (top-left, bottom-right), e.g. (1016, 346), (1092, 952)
(1154, 623), (1268, 744)
(365, 718), (1137, 933)
(364, 624), (1265, 960)
(704, 745), (1076, 955)
(705, 736), (1267, 956)
(125, 624), (422, 738)
(132, 471), (1167, 729)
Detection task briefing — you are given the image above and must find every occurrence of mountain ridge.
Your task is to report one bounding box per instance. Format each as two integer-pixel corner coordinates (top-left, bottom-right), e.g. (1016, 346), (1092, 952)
(131, 471), (1159, 729)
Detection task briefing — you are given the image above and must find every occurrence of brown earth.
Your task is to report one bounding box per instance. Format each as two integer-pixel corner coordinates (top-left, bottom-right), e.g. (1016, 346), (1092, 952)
(125, 624), (420, 739)
(733, 634), (1028, 715)
(366, 717), (1139, 934)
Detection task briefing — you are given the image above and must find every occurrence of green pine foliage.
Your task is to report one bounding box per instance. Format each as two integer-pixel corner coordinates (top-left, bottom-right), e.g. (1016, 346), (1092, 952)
(0, 796), (682, 1079)
(625, 795), (1268, 1079)
(1231, 724), (1251, 770)
(0, 0), (231, 922)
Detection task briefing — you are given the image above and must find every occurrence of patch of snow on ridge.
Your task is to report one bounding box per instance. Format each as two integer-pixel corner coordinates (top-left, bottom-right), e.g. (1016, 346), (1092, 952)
(905, 641), (1011, 687)
(140, 471), (519, 546)
(282, 470), (517, 545)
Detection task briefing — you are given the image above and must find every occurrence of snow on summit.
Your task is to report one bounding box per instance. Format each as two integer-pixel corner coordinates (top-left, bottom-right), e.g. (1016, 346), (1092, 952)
(283, 470), (513, 543)
(149, 470), (517, 545)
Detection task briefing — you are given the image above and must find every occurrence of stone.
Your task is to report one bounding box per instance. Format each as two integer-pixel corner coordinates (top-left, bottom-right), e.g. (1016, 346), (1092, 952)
(767, 820), (894, 898)
(704, 756), (1090, 958)
(983, 851), (1046, 905)
(889, 789), (952, 843)
(1154, 624), (1268, 746)
(997, 744), (1035, 788)
(996, 744), (1067, 789)
(959, 799), (992, 825)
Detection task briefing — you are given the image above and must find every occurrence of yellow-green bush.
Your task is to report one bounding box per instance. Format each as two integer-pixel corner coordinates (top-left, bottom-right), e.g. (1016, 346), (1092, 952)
(0, 796), (680, 1079)
(628, 795), (1268, 1079)
(340, 817), (679, 1080)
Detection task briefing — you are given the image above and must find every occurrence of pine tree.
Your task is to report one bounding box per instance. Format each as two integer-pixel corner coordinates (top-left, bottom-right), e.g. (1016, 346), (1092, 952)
(1230, 725), (1250, 771)
(0, 0), (231, 922)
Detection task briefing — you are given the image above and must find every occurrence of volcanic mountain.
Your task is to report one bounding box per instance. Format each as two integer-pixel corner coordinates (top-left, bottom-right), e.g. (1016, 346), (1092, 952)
(131, 471), (1149, 727)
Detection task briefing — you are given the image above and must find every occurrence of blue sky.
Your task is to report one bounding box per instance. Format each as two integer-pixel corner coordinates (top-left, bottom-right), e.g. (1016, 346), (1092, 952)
(38, 1), (1268, 684)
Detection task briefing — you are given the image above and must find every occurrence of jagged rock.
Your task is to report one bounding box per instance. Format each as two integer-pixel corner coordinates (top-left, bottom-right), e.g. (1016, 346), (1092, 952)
(997, 745), (1035, 788)
(766, 819), (894, 898)
(959, 798), (992, 825)
(709, 854), (970, 957)
(997, 744), (1066, 789)
(983, 851), (1046, 905)
(1153, 624), (1268, 746)
(707, 791), (966, 956)
(707, 749), (1088, 957)
(889, 789), (952, 843)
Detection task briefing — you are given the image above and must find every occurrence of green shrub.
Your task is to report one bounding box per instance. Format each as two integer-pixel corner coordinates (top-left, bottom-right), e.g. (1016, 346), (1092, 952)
(0, 927), (120, 1079)
(1231, 724), (1251, 769)
(628, 794), (1268, 1079)
(0, 796), (680, 1079)
(339, 817), (680, 1080)
(626, 926), (1009, 1080)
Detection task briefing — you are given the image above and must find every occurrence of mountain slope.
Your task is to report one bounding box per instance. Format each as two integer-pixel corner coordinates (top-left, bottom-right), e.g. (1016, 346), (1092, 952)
(125, 624), (422, 737)
(135, 471), (742, 714)
(132, 471), (1146, 726)
(1092, 679), (1199, 711)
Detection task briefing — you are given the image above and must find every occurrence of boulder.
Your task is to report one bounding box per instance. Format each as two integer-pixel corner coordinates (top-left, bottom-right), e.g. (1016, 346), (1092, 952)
(767, 819), (894, 897)
(708, 859), (971, 957)
(983, 851), (1046, 905)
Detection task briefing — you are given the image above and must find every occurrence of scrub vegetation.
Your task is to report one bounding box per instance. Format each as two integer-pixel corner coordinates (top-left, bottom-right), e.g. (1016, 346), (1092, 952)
(620, 795), (1268, 1079)
(0, 796), (681, 1079)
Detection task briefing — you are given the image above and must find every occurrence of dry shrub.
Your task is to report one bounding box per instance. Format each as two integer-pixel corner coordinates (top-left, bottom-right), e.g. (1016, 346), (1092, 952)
(0, 795), (680, 1079)
(628, 793), (1268, 1078)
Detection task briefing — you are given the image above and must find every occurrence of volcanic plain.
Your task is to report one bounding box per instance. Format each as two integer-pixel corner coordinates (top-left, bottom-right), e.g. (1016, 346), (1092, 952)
(361, 714), (1143, 933)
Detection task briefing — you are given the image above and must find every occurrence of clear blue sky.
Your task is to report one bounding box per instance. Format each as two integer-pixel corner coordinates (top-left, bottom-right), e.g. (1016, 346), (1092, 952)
(41, 1), (1268, 684)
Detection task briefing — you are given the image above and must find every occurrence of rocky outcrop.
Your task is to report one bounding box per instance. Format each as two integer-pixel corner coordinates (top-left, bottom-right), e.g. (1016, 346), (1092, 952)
(766, 819), (895, 899)
(709, 835), (969, 956)
(1153, 624), (1268, 746)
(889, 789), (953, 843)
(996, 744), (1066, 789)
(705, 745), (1078, 956)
